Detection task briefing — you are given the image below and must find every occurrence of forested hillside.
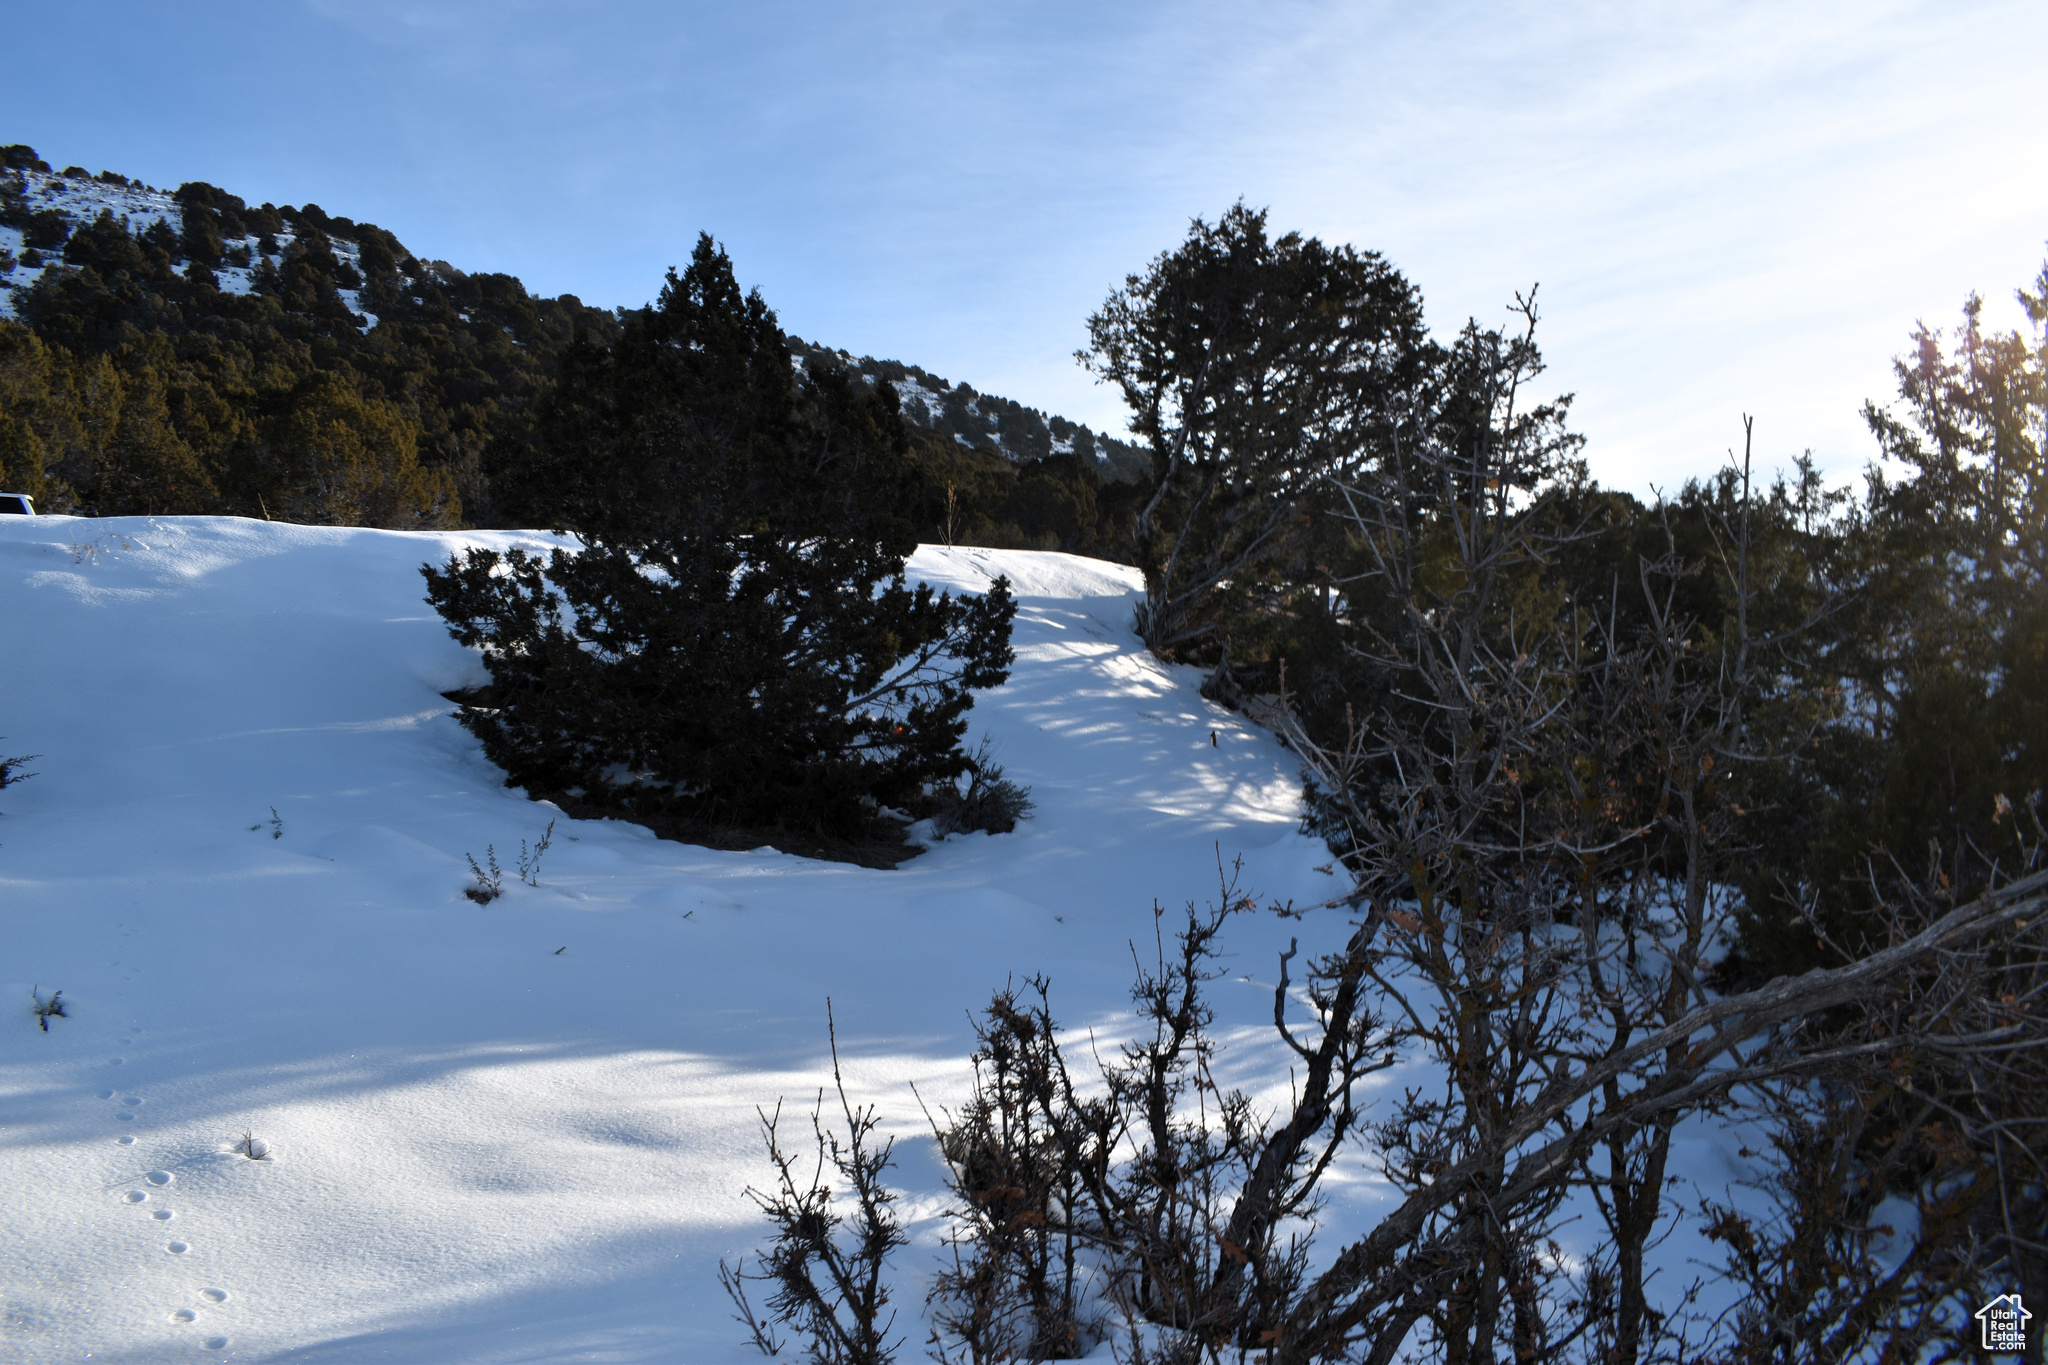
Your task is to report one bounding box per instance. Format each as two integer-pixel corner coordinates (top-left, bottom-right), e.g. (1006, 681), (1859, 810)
(0, 144), (1146, 557)
(788, 337), (1150, 481)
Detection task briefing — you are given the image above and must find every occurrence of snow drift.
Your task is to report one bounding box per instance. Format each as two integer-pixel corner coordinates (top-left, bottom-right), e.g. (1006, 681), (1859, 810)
(0, 516), (1356, 1362)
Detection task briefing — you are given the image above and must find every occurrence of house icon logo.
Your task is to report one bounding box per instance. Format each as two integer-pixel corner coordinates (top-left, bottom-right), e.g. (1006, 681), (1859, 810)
(1976, 1293), (2030, 1353)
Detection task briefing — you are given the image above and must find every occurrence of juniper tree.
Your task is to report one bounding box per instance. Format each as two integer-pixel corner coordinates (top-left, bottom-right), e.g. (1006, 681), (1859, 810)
(1079, 204), (1433, 663)
(424, 235), (1015, 837)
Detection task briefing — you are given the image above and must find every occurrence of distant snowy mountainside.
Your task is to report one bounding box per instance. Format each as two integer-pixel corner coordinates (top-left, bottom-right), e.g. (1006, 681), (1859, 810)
(0, 164), (376, 327)
(789, 336), (1151, 478)
(0, 146), (1145, 476)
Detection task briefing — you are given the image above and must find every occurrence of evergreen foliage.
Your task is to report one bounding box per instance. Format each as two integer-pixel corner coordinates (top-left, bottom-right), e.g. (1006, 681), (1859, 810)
(423, 236), (1017, 839)
(0, 742), (35, 796)
(22, 209), (70, 250)
(895, 431), (1149, 562)
(1, 148), (621, 525)
(1081, 208), (2041, 997)
(1081, 204), (1434, 659)
(1194, 258), (2047, 990)
(1722, 269), (2048, 981)
(879, 211), (2047, 1354)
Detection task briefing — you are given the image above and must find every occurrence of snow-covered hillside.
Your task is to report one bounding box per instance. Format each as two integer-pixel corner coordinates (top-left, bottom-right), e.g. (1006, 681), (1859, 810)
(0, 167), (375, 325)
(0, 169), (181, 312)
(0, 516), (1350, 1361)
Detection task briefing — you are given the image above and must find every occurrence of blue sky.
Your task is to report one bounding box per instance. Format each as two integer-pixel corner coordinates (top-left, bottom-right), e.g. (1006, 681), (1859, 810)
(6, 0), (2044, 491)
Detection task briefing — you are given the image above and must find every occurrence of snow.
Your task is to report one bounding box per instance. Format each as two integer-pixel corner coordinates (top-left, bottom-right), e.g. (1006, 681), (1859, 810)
(0, 514), (1792, 1360)
(0, 516), (1346, 1361)
(336, 288), (377, 331)
(889, 376), (948, 425)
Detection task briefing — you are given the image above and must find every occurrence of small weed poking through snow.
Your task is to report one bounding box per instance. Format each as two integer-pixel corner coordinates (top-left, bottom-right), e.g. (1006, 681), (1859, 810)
(68, 524), (137, 565)
(929, 739), (1034, 836)
(517, 818), (555, 887)
(465, 847), (503, 904)
(238, 1130), (271, 1161)
(464, 821), (552, 901)
(31, 986), (66, 1032)
(249, 805), (282, 839)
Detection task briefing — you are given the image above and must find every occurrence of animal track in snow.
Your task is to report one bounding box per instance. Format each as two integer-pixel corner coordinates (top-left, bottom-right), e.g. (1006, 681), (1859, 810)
(124, 1096), (143, 1105)
(146, 1170), (174, 1186)
(107, 1057), (124, 1066)
(97, 1089), (114, 1100)
(172, 1308), (196, 1322)
(117, 1135), (137, 1145)
(124, 1191), (148, 1203)
(166, 1240), (189, 1254)
(153, 1209), (174, 1220)
(204, 1337), (228, 1350)
(200, 1289), (226, 1302)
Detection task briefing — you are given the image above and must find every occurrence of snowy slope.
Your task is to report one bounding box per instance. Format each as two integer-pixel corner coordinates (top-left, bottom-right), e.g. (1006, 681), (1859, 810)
(0, 516), (1351, 1362)
(0, 516), (1771, 1362)
(0, 170), (183, 313)
(0, 169), (374, 326)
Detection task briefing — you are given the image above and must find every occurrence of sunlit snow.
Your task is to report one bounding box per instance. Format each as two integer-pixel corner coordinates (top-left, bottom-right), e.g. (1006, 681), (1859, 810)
(0, 517), (1765, 1361)
(0, 517), (1345, 1360)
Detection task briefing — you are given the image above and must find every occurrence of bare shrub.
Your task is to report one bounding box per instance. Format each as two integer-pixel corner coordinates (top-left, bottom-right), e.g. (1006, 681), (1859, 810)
(464, 846), (502, 904)
(929, 740), (1033, 837)
(31, 985), (66, 1032)
(724, 1002), (905, 1365)
(518, 818), (555, 886)
(1697, 806), (2048, 1363)
(922, 979), (1095, 1361)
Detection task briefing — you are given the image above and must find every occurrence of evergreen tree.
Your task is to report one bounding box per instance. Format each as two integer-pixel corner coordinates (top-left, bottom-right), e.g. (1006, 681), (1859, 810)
(175, 184), (227, 267)
(22, 208), (69, 250)
(1726, 265), (2048, 979)
(1081, 204), (1434, 660)
(249, 371), (457, 528)
(61, 210), (147, 276)
(0, 323), (62, 505)
(139, 217), (179, 262)
(424, 235), (1016, 838)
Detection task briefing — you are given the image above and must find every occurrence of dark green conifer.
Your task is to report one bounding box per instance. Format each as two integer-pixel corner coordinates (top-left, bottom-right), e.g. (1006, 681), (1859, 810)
(424, 235), (1016, 837)
(22, 209), (69, 249)
(139, 217), (179, 262)
(62, 210), (146, 276)
(178, 204), (224, 268)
